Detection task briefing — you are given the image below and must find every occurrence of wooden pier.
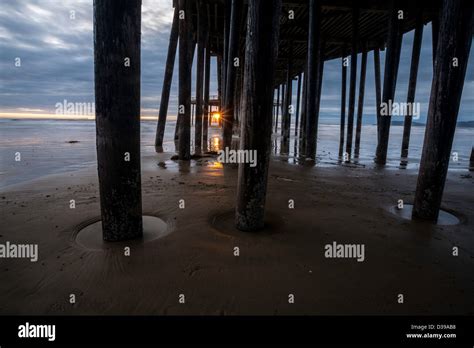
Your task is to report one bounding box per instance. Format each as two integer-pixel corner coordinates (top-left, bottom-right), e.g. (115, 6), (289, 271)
(93, 0), (473, 237)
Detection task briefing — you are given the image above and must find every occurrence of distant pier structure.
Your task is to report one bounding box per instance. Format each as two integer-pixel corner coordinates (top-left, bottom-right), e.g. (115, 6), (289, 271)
(94, 0), (473, 238)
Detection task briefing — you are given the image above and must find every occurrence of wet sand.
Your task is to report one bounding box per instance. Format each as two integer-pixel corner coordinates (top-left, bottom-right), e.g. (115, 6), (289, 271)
(0, 152), (473, 315)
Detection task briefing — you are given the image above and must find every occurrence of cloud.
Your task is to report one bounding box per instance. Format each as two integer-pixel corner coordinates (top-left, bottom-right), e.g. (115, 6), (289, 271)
(0, 2), (472, 123)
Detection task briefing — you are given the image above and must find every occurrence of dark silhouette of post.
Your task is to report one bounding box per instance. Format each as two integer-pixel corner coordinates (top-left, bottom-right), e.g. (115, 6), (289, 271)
(375, 2), (403, 165)
(339, 53), (347, 158)
(413, 0), (473, 221)
(93, 0), (143, 241)
(345, 7), (359, 161)
(235, 0), (281, 231)
(222, 0), (231, 105)
(374, 47), (382, 144)
(217, 55), (223, 113)
(175, 41), (195, 141)
(155, 7), (179, 149)
(280, 83), (285, 123)
(400, 11), (423, 165)
(294, 72), (302, 137)
(223, 0), (242, 149)
(431, 15), (439, 71)
(299, 65), (308, 156)
(314, 40), (325, 156)
(178, 0), (192, 160)
(354, 45), (367, 158)
(274, 85), (280, 133)
(203, 44), (211, 149)
(470, 147), (474, 171)
(305, 0), (322, 161)
(194, 3), (205, 154)
(282, 46), (293, 145)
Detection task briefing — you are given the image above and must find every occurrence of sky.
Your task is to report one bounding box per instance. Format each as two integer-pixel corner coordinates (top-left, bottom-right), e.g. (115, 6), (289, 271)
(0, 0), (473, 124)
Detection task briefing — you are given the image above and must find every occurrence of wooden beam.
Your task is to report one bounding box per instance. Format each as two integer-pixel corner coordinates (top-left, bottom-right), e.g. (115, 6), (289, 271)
(354, 44), (367, 158)
(281, 45), (293, 153)
(294, 72), (302, 137)
(338, 53), (347, 158)
(93, 0), (143, 241)
(299, 64), (308, 156)
(223, 0), (243, 149)
(178, 0), (193, 160)
(375, 1), (403, 165)
(155, 7), (179, 149)
(470, 147), (474, 172)
(194, 1), (205, 154)
(413, 0), (473, 221)
(400, 10), (423, 165)
(374, 47), (382, 145)
(275, 85), (280, 133)
(345, 6), (359, 161)
(235, 0), (282, 231)
(203, 45), (211, 149)
(304, 0), (323, 160)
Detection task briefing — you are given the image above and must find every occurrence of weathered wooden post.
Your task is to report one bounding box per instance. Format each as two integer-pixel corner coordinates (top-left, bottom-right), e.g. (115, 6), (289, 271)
(294, 72), (302, 137)
(274, 85), (280, 133)
(194, 2), (205, 154)
(413, 0), (473, 221)
(282, 45), (293, 147)
(223, 0), (242, 149)
(93, 0), (143, 241)
(203, 43), (211, 149)
(235, 0), (281, 231)
(217, 55), (223, 113)
(281, 84), (285, 128)
(354, 44), (367, 158)
(470, 147), (474, 171)
(178, 0), (192, 160)
(431, 15), (439, 70)
(155, 7), (179, 149)
(175, 41), (196, 142)
(345, 6), (359, 161)
(338, 53), (347, 158)
(400, 11), (423, 165)
(314, 40), (325, 155)
(374, 47), (382, 143)
(304, 0), (322, 161)
(222, 0), (231, 104)
(299, 64), (308, 156)
(375, 2), (403, 165)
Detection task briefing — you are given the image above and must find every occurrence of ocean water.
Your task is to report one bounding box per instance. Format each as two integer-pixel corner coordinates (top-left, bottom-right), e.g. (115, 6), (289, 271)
(0, 119), (472, 188)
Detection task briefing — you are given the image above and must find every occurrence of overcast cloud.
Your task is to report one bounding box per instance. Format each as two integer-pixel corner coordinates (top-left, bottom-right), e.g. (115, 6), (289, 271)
(0, 0), (472, 123)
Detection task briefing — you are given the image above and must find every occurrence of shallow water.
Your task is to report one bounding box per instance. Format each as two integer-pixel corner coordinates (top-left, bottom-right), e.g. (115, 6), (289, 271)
(0, 119), (472, 188)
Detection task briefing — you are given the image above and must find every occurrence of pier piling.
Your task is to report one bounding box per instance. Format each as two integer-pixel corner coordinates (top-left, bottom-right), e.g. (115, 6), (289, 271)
(345, 6), (359, 161)
(413, 0), (473, 221)
(339, 53), (347, 158)
(235, 0), (281, 231)
(155, 7), (179, 149)
(400, 10), (423, 166)
(354, 44), (367, 159)
(178, 0), (193, 160)
(93, 0), (143, 241)
(375, 2), (403, 165)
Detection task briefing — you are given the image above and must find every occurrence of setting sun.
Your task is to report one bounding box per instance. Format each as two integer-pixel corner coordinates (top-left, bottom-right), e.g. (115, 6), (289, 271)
(211, 112), (220, 122)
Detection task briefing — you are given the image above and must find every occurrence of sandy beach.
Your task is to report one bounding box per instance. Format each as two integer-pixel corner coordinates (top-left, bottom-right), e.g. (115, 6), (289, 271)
(1, 149), (473, 315)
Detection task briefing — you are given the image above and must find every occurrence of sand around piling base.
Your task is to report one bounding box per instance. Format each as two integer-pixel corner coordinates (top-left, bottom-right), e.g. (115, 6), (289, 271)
(74, 216), (170, 251)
